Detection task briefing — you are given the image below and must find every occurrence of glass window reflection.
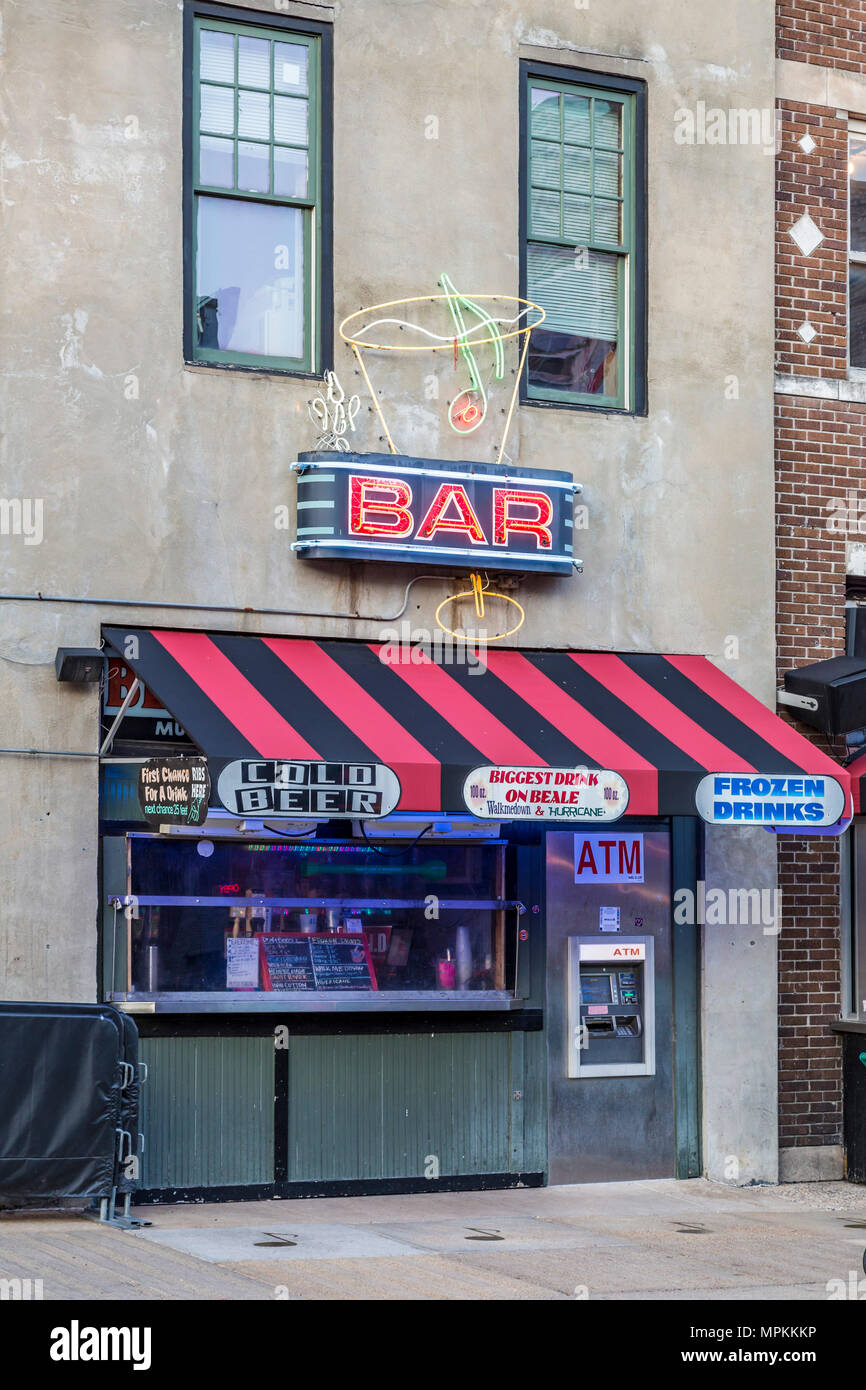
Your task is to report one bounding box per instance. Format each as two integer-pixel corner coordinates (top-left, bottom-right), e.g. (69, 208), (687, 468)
(196, 196), (304, 359)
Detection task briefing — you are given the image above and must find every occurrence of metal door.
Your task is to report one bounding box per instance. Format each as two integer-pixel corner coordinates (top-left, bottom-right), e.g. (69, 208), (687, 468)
(545, 828), (676, 1183)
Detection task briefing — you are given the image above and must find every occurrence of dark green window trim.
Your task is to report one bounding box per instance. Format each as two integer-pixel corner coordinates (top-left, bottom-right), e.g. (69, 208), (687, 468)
(519, 62), (647, 416)
(183, 2), (332, 377)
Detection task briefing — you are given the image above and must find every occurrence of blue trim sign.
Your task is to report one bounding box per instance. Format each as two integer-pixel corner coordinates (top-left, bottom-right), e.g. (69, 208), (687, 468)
(694, 773), (846, 827)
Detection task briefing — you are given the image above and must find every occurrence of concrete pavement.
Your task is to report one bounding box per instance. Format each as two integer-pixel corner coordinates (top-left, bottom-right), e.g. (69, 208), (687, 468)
(1, 1178), (865, 1300)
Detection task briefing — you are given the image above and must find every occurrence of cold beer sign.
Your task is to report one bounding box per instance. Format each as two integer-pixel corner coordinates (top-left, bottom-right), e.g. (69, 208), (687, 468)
(292, 452), (578, 574)
(216, 760), (401, 819)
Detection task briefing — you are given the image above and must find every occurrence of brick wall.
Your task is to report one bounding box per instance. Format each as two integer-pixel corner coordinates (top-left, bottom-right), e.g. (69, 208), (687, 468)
(775, 390), (853, 1148)
(776, 102), (847, 378)
(777, 838), (844, 1148)
(778, 1), (866, 72)
(774, 31), (858, 1150)
(776, 395), (860, 671)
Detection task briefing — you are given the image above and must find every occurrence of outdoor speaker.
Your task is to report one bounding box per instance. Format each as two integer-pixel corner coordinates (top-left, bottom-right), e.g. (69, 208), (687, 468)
(784, 655), (866, 735)
(54, 647), (103, 683)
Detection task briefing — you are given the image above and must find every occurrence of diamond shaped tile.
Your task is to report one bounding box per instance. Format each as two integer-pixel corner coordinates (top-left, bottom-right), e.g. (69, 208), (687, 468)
(797, 320), (817, 344)
(798, 132), (816, 154)
(788, 212), (824, 256)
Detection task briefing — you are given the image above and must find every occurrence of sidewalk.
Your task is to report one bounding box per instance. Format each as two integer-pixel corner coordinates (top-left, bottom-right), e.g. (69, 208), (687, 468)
(2, 1179), (865, 1300)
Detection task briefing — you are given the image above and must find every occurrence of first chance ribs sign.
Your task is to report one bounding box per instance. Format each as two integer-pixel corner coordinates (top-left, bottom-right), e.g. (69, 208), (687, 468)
(291, 452), (579, 575)
(138, 756), (210, 825)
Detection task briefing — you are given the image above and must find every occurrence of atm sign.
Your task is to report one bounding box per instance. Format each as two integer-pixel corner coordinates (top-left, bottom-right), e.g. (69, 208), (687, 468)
(574, 834), (644, 884)
(579, 943), (646, 963)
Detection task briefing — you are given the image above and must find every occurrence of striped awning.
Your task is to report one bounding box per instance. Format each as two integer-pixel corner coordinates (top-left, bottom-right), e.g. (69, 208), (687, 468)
(103, 628), (849, 818)
(846, 750), (866, 814)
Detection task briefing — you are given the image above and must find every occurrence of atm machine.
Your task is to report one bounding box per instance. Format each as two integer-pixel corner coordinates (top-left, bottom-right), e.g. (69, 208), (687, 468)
(545, 829), (676, 1183)
(566, 937), (654, 1078)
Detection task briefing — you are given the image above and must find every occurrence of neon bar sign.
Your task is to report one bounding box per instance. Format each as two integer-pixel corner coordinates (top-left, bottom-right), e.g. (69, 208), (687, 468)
(292, 452), (580, 575)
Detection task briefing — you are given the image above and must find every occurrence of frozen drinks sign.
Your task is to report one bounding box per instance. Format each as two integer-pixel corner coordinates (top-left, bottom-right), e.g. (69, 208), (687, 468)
(463, 766), (628, 822)
(694, 773), (846, 827)
(216, 760), (401, 819)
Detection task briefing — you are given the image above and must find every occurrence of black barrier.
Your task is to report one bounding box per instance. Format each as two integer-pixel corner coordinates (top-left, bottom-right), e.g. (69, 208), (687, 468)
(0, 1001), (144, 1224)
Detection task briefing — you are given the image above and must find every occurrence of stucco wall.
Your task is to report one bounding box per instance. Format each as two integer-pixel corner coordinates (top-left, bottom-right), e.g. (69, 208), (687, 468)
(0, 0), (777, 1177)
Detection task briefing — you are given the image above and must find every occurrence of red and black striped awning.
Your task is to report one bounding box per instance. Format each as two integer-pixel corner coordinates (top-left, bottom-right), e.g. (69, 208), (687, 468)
(845, 750), (866, 814)
(104, 628), (849, 818)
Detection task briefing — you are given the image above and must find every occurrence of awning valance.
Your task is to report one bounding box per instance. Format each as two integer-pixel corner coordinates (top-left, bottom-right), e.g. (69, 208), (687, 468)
(845, 750), (866, 814)
(103, 628), (849, 819)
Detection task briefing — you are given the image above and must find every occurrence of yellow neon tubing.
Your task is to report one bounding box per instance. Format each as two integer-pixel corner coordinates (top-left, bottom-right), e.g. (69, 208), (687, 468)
(351, 343), (397, 455)
(435, 583), (526, 643)
(339, 294), (546, 353)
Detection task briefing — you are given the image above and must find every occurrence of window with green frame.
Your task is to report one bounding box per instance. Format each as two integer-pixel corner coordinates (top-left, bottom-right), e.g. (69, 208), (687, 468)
(187, 11), (325, 373)
(522, 67), (644, 412)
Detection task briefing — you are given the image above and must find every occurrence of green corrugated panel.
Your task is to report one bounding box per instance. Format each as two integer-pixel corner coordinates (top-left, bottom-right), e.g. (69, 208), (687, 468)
(287, 1033), (513, 1181)
(139, 1037), (273, 1188)
(521, 1029), (547, 1174)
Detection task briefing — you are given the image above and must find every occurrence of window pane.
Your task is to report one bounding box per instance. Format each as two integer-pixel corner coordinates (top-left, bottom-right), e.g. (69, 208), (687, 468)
(563, 194), (590, 242)
(275, 42), (309, 95)
(238, 140), (270, 193)
(593, 149), (622, 198)
(200, 28), (234, 83)
(563, 92), (590, 144)
(238, 35), (270, 89)
(200, 83), (234, 135)
(274, 94), (308, 145)
(274, 144), (308, 197)
(531, 87), (560, 140)
(200, 134), (234, 188)
(851, 263), (866, 367)
(594, 198), (622, 245)
(527, 242), (619, 396)
(563, 144), (590, 193)
(238, 89), (270, 140)
(531, 139), (561, 188)
(530, 187), (560, 237)
(851, 137), (866, 255)
(594, 98), (623, 149)
(128, 837), (507, 997)
(196, 195), (304, 360)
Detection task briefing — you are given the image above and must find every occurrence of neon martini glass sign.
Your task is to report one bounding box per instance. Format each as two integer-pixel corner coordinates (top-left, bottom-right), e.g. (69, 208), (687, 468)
(337, 274), (546, 463)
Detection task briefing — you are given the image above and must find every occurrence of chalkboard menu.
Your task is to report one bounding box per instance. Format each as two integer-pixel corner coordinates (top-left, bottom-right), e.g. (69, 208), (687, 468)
(137, 756), (210, 825)
(258, 933), (378, 992)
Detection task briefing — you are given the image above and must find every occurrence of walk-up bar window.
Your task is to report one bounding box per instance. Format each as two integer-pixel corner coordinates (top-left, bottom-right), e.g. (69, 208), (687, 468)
(107, 826), (526, 1012)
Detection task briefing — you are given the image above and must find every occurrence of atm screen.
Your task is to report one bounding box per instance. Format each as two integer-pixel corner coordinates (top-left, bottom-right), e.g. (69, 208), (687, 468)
(580, 973), (613, 1005)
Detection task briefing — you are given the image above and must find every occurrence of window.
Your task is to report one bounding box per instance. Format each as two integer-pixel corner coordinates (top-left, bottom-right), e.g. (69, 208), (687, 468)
(849, 125), (866, 371)
(520, 64), (646, 412)
(184, 5), (331, 374)
(112, 832), (519, 1007)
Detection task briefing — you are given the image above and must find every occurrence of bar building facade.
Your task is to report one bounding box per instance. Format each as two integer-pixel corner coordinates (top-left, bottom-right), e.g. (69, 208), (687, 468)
(1, 0), (822, 1199)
